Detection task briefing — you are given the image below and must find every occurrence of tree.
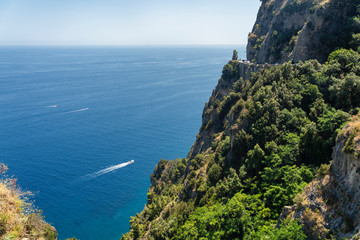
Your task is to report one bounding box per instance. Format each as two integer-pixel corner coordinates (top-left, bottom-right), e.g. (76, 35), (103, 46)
(246, 144), (265, 174)
(271, 220), (306, 240)
(222, 63), (238, 80)
(232, 50), (238, 60)
(350, 33), (360, 52)
(329, 73), (360, 111)
(208, 163), (222, 185)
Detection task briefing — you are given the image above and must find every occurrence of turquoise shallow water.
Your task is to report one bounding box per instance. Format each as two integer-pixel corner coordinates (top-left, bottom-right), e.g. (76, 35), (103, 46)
(0, 46), (245, 239)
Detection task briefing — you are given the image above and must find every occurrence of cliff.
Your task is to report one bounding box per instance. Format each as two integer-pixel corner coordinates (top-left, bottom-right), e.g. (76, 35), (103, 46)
(279, 114), (360, 239)
(122, 0), (360, 239)
(247, 0), (360, 64)
(188, 60), (270, 160)
(123, 48), (360, 239)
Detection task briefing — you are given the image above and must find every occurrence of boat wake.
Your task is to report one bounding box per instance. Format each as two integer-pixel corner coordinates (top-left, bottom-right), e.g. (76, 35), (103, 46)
(79, 160), (134, 180)
(47, 105), (60, 108)
(64, 108), (89, 114)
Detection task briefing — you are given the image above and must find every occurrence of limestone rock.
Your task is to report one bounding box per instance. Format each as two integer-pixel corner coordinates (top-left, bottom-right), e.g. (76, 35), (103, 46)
(247, 0), (358, 64)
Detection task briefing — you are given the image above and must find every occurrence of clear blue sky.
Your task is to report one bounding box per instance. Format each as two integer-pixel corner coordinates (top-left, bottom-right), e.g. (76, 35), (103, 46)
(0, 0), (261, 45)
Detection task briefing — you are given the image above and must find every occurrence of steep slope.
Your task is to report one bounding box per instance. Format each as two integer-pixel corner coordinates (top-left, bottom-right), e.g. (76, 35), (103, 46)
(187, 60), (271, 160)
(122, 48), (360, 239)
(247, 0), (360, 64)
(122, 0), (360, 238)
(279, 114), (360, 239)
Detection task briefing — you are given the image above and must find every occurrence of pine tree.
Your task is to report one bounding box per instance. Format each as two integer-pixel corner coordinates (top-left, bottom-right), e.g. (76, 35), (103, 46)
(232, 50), (238, 60)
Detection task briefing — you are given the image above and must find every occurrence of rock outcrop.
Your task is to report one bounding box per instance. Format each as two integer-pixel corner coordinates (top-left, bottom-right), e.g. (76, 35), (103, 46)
(279, 115), (360, 239)
(247, 0), (359, 64)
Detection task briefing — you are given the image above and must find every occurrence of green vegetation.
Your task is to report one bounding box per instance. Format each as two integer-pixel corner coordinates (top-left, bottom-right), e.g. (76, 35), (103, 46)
(0, 164), (81, 240)
(317, 163), (330, 177)
(232, 50), (238, 60)
(221, 63), (239, 80)
(339, 114), (360, 154)
(281, 0), (308, 15)
(270, 27), (301, 61)
(122, 47), (360, 239)
(0, 164), (58, 239)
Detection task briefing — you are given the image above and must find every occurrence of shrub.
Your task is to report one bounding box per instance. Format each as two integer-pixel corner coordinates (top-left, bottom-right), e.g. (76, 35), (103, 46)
(44, 225), (57, 240)
(343, 130), (356, 153)
(317, 163), (330, 177)
(218, 92), (241, 120)
(293, 193), (304, 209)
(272, 220), (306, 240)
(208, 164), (222, 185)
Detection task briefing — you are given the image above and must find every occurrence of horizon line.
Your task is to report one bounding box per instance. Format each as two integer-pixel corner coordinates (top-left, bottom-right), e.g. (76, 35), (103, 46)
(0, 43), (247, 47)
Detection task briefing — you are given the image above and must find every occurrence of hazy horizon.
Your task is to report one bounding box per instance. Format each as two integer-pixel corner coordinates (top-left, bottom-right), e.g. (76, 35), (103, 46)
(0, 43), (248, 46)
(0, 0), (261, 46)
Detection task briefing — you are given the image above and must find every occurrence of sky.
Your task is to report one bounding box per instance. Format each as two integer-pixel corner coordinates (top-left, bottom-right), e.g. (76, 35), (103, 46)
(0, 0), (261, 45)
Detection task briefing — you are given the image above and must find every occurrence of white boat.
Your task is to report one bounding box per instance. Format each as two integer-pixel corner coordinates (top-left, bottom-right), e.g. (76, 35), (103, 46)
(129, 160), (135, 164)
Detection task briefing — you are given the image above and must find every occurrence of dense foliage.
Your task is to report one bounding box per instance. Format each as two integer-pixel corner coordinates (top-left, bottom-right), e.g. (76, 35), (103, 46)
(122, 49), (360, 240)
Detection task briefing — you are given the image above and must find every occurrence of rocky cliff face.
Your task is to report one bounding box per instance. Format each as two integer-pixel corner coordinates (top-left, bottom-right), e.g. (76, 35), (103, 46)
(187, 61), (238, 159)
(247, 0), (359, 64)
(279, 115), (360, 239)
(188, 60), (269, 160)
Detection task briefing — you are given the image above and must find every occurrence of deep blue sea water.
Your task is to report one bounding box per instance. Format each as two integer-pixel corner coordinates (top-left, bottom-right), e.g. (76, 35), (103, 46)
(0, 46), (246, 240)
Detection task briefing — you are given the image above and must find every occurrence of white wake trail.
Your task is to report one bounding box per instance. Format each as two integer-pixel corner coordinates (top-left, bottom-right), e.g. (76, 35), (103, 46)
(64, 108), (89, 114)
(79, 160), (134, 180)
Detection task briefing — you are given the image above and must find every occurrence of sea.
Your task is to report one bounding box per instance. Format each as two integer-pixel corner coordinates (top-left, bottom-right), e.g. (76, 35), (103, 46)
(0, 45), (246, 240)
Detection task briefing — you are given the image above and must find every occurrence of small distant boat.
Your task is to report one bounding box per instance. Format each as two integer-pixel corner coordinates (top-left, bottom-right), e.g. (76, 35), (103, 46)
(129, 160), (135, 164)
(47, 105), (60, 108)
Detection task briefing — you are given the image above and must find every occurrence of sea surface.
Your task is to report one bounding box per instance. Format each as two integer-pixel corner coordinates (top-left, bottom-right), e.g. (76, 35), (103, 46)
(0, 46), (246, 240)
